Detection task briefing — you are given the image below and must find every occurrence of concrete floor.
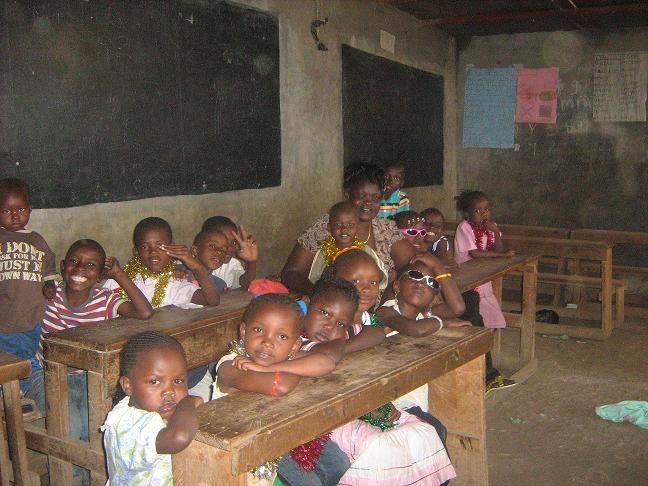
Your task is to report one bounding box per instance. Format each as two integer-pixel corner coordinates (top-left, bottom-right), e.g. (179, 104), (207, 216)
(487, 318), (648, 485)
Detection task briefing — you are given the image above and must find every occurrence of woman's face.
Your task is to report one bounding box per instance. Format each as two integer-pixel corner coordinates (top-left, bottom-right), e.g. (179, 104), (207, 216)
(345, 181), (382, 222)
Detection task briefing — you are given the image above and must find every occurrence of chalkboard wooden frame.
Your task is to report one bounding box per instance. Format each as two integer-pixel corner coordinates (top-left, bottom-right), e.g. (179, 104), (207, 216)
(0, 1), (281, 208)
(342, 45), (444, 187)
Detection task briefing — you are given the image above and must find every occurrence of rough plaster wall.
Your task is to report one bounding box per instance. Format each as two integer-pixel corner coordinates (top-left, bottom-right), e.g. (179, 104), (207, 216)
(27, 1), (454, 276)
(456, 29), (648, 234)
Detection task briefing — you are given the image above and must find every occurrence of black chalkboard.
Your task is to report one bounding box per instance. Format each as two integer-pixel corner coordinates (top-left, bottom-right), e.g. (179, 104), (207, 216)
(342, 45), (444, 186)
(0, 1), (280, 208)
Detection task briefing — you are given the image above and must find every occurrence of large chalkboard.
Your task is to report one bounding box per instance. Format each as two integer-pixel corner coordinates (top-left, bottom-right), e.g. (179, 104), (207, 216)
(342, 45), (444, 186)
(0, 1), (280, 208)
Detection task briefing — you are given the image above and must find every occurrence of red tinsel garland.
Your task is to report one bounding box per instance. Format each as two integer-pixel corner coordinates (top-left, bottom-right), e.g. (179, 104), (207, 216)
(468, 220), (495, 251)
(289, 432), (332, 471)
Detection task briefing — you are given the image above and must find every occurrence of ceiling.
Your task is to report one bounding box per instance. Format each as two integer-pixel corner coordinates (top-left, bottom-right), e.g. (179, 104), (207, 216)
(382, 0), (648, 39)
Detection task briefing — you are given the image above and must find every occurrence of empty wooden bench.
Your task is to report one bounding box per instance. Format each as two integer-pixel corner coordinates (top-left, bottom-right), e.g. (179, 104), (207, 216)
(502, 235), (623, 340)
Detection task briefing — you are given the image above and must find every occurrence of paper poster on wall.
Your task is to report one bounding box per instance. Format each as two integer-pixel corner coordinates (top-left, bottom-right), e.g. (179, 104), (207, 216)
(593, 51), (648, 122)
(463, 67), (517, 148)
(515, 68), (559, 123)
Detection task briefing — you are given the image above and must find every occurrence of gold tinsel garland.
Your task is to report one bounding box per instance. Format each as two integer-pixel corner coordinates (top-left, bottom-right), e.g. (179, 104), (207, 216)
(320, 235), (365, 265)
(119, 256), (176, 308)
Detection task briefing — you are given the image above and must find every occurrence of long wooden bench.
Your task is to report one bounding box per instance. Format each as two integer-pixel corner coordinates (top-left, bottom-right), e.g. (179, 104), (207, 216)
(173, 327), (494, 486)
(501, 236), (622, 340)
(37, 291), (253, 486)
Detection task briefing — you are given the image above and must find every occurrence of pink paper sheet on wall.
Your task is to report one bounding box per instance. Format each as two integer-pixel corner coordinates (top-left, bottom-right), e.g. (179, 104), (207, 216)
(515, 68), (559, 124)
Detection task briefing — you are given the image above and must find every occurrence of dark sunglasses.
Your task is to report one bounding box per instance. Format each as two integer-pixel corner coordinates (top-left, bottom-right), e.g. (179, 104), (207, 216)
(400, 228), (427, 238)
(402, 270), (440, 289)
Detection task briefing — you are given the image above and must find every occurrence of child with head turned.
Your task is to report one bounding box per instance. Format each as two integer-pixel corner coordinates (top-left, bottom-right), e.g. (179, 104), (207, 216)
(320, 250), (456, 485)
(377, 161), (410, 219)
(308, 201), (387, 288)
(103, 217), (220, 401)
(26, 239), (152, 447)
(102, 331), (203, 485)
(201, 216), (257, 290)
(0, 178), (57, 392)
(454, 190), (517, 392)
(104, 217), (220, 308)
(420, 207), (453, 263)
(212, 293), (350, 486)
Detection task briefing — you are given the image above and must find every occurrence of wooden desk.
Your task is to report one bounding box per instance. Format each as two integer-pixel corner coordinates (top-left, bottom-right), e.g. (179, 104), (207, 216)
(452, 253), (539, 382)
(37, 291), (253, 486)
(174, 327), (493, 486)
(0, 351), (32, 486)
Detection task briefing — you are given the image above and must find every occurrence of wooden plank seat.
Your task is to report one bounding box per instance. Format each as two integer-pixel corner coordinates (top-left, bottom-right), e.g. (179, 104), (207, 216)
(0, 351), (33, 486)
(501, 235), (620, 340)
(173, 328), (494, 486)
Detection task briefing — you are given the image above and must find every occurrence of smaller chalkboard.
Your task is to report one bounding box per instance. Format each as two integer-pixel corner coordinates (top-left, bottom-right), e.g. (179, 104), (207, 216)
(342, 45), (444, 186)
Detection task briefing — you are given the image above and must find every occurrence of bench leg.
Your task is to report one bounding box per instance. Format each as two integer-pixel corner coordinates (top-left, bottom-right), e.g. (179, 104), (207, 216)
(428, 355), (488, 486)
(173, 441), (247, 485)
(614, 285), (625, 328)
(45, 362), (73, 486)
(3, 380), (32, 486)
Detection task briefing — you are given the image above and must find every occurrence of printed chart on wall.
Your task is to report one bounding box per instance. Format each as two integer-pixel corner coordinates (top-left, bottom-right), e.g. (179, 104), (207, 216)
(592, 51), (648, 122)
(463, 68), (517, 148)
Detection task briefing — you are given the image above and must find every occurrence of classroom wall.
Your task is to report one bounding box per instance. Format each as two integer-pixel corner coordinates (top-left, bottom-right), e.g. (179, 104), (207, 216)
(27, 0), (456, 276)
(456, 28), (648, 234)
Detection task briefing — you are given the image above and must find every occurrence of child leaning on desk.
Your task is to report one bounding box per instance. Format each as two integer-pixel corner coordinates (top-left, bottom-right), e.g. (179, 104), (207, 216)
(321, 249), (456, 486)
(212, 293), (350, 486)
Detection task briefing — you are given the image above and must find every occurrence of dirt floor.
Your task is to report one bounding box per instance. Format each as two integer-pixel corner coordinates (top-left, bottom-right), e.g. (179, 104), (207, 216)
(486, 317), (648, 485)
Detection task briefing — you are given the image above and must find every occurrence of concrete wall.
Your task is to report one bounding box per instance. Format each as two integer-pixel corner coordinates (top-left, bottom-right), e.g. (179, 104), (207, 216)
(456, 28), (648, 233)
(27, 0), (455, 276)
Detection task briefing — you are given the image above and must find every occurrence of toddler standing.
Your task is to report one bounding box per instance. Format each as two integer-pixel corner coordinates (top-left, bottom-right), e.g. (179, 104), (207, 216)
(0, 178), (57, 389)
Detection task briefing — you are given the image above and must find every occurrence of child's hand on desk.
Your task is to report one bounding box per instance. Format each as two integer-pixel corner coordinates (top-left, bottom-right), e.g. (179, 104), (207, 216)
(232, 355), (267, 372)
(445, 318), (472, 328)
(232, 225), (258, 263)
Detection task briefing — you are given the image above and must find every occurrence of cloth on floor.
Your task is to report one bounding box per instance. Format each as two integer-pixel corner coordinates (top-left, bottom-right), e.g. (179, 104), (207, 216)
(595, 400), (648, 429)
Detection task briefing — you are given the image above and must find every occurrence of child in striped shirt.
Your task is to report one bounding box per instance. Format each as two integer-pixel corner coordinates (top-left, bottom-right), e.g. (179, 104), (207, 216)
(27, 239), (152, 465)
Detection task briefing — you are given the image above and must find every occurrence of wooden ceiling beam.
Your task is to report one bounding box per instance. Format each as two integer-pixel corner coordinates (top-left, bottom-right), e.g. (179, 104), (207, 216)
(421, 2), (648, 25)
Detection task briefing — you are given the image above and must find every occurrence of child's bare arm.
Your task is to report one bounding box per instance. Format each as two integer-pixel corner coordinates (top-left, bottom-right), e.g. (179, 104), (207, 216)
(155, 395), (203, 454)
(376, 306), (442, 337)
(345, 326), (385, 353)
(104, 257), (154, 319)
(232, 225), (258, 289)
(218, 361), (301, 396)
(233, 342), (344, 377)
(161, 244), (220, 306)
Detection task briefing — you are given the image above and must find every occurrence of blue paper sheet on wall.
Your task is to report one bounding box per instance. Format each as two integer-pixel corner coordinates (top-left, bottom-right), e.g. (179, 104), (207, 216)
(463, 67), (517, 148)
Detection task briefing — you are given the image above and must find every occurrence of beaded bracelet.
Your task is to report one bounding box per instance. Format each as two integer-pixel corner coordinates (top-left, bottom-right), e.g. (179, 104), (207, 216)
(424, 312), (444, 331)
(435, 273), (452, 280)
(270, 371), (281, 396)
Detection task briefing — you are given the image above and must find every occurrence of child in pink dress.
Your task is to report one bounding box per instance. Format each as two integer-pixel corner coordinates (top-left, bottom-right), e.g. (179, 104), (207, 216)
(454, 190), (517, 392)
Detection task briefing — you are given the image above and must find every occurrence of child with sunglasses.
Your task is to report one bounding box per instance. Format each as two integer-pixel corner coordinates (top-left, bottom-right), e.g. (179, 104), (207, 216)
(377, 260), (471, 338)
(394, 211), (429, 256)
